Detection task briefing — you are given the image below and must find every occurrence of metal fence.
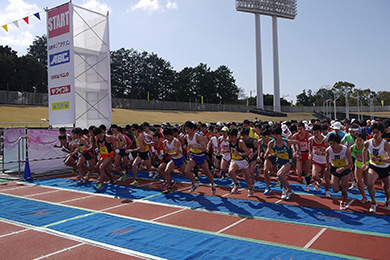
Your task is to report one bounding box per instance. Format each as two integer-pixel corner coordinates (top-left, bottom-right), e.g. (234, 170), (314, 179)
(1, 90), (389, 113)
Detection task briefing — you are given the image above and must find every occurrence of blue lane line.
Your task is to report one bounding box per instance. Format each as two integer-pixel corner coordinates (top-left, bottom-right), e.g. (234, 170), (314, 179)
(26, 177), (390, 237)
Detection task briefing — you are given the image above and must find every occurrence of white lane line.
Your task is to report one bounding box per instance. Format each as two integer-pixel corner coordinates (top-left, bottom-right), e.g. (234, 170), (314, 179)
(0, 185), (31, 192)
(275, 199), (283, 204)
(138, 181), (161, 187)
(0, 228), (29, 239)
(303, 228), (327, 249)
(33, 243), (85, 260)
(151, 208), (187, 222)
(100, 203), (132, 212)
(216, 218), (247, 233)
(58, 195), (95, 204)
(25, 190), (61, 197)
(346, 199), (355, 208)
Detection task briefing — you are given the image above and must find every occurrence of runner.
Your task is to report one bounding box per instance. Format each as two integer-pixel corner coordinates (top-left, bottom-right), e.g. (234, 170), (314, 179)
(308, 124), (330, 196)
(218, 126), (231, 179)
(93, 127), (119, 190)
(265, 124), (300, 200)
(58, 135), (78, 170)
(228, 128), (254, 197)
(162, 128), (185, 194)
(325, 133), (353, 210)
(241, 128), (258, 186)
(258, 127), (276, 195)
(292, 122), (313, 190)
(184, 121), (216, 195)
(363, 122), (390, 213)
(350, 132), (369, 203)
(111, 125), (129, 182)
(72, 127), (96, 183)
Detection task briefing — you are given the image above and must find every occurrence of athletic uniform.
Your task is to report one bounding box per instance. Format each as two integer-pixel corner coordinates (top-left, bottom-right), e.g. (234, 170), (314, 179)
(243, 137), (257, 163)
(187, 133), (207, 165)
(152, 139), (170, 165)
(219, 136), (231, 162)
(329, 145), (351, 178)
(136, 136), (150, 161)
(261, 139), (276, 165)
(312, 135), (327, 167)
(166, 138), (186, 168)
(367, 139), (390, 179)
(229, 139), (249, 170)
(273, 138), (293, 169)
(297, 132), (310, 161)
(114, 133), (127, 157)
(97, 135), (114, 160)
(351, 144), (369, 169)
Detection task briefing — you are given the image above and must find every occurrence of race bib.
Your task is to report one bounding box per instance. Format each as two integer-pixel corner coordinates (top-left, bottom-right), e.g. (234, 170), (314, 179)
(371, 154), (385, 165)
(277, 152), (289, 160)
(355, 153), (363, 162)
(300, 142), (308, 151)
(332, 158), (346, 167)
(99, 146), (108, 155)
(314, 146), (325, 156)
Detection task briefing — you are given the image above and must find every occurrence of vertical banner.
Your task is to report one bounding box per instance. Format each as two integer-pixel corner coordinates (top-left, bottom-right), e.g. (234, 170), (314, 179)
(47, 3), (75, 127)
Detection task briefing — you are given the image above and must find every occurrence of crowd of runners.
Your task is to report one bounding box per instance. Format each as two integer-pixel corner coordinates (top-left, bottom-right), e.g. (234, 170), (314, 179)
(56, 117), (390, 213)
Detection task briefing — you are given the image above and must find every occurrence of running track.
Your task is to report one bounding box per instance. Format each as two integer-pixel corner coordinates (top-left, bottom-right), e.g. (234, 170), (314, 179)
(0, 172), (389, 260)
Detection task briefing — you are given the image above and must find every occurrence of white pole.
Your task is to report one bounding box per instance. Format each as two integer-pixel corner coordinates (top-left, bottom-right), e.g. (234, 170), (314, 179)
(345, 91), (349, 120)
(255, 13), (264, 110)
(357, 92), (360, 121)
(272, 16), (281, 112)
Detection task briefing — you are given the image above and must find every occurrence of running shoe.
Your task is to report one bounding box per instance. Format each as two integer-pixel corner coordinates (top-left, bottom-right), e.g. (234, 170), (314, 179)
(304, 185), (310, 192)
(119, 174), (127, 182)
(298, 176), (303, 182)
(171, 180), (176, 188)
(385, 201), (390, 211)
(211, 184), (216, 195)
(359, 197), (368, 203)
(314, 182), (321, 191)
(161, 181), (168, 188)
(369, 203), (377, 213)
(95, 183), (104, 190)
(109, 179), (116, 184)
(325, 190), (331, 198)
(281, 188), (288, 200)
(231, 183), (240, 194)
(162, 188), (173, 194)
(285, 189), (294, 200)
(189, 183), (199, 193)
(83, 175), (90, 181)
(152, 172), (160, 179)
(276, 181), (281, 187)
(130, 180), (139, 186)
(348, 182), (357, 190)
(264, 188), (271, 195)
(340, 201), (347, 210)
(248, 188), (254, 197)
(148, 171), (154, 177)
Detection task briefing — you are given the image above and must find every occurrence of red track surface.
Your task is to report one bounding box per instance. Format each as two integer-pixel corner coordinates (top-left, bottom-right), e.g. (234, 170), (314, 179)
(1, 176), (390, 260)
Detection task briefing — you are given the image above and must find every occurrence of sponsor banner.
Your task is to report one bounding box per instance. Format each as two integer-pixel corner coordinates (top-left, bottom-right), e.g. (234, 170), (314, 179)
(50, 71), (70, 80)
(52, 101), (70, 111)
(49, 50), (70, 67)
(47, 3), (70, 39)
(50, 85), (70, 96)
(47, 2), (75, 127)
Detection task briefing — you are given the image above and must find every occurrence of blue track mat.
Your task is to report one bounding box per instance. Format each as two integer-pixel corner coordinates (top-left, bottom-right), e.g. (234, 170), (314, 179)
(27, 178), (390, 236)
(0, 193), (349, 260)
(0, 194), (89, 226)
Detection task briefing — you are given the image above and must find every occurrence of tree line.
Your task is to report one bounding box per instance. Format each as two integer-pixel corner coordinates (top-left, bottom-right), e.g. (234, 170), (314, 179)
(296, 81), (390, 107)
(0, 35), (241, 104)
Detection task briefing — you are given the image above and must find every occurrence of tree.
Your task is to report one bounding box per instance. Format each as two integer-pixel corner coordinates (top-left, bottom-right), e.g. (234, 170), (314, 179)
(296, 89), (315, 106)
(214, 65), (239, 104)
(0, 45), (18, 91)
(27, 35), (47, 68)
(17, 55), (47, 93)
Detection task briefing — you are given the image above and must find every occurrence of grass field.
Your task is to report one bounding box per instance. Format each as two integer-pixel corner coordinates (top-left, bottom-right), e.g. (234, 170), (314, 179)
(0, 104), (389, 128)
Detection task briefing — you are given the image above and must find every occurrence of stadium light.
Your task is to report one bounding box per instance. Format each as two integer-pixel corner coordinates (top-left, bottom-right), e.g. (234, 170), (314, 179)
(236, 0), (297, 112)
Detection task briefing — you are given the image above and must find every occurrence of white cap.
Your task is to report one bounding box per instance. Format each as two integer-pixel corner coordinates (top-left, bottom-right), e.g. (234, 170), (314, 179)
(268, 121), (274, 126)
(332, 121), (342, 130)
(221, 126), (229, 132)
(282, 125), (288, 132)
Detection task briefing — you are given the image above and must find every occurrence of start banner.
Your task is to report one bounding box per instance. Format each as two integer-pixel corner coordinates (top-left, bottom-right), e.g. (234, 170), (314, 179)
(47, 2), (75, 127)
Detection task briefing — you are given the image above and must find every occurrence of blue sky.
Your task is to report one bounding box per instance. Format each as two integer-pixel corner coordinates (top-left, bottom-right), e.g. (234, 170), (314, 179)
(1, 0), (389, 104)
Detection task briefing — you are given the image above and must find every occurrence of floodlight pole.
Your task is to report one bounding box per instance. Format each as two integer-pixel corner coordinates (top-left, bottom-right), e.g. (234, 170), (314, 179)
(255, 13), (264, 109)
(272, 16), (280, 112)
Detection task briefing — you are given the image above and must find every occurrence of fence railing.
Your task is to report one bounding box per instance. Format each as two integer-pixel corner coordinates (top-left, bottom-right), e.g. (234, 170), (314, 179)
(1, 90), (389, 113)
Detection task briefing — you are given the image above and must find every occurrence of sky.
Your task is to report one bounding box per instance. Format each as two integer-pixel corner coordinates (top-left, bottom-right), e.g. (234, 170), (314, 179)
(1, 0), (389, 104)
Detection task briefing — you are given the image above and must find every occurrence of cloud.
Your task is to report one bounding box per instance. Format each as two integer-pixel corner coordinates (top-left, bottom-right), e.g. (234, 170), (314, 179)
(0, 0), (41, 55)
(80, 0), (111, 14)
(129, 0), (178, 15)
